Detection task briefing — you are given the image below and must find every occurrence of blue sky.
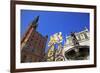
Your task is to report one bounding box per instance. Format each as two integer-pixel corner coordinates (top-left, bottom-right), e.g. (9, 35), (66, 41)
(21, 9), (90, 52)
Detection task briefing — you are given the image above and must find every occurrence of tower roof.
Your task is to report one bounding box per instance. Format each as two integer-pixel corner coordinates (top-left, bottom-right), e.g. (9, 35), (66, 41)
(21, 16), (39, 48)
(31, 16), (39, 28)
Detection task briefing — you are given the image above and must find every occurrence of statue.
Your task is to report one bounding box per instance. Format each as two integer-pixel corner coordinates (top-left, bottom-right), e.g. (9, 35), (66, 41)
(48, 32), (63, 46)
(70, 32), (79, 46)
(47, 32), (64, 61)
(70, 32), (79, 53)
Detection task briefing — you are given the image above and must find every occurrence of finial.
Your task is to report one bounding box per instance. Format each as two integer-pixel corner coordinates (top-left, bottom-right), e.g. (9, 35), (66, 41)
(84, 26), (88, 31)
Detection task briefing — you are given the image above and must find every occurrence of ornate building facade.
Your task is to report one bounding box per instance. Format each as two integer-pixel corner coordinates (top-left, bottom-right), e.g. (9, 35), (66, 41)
(46, 32), (65, 61)
(63, 28), (90, 60)
(21, 16), (48, 63)
(46, 28), (90, 61)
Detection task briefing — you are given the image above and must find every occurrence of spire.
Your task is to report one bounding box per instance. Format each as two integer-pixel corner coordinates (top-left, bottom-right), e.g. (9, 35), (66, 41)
(31, 16), (39, 29)
(84, 26), (88, 31)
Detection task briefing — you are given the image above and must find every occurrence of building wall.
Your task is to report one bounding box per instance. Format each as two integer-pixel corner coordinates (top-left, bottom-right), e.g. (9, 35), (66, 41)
(63, 28), (90, 60)
(21, 30), (47, 62)
(21, 17), (48, 63)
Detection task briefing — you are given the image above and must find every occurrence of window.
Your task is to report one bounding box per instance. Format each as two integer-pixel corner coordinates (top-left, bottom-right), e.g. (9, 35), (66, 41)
(76, 35), (81, 41)
(80, 33), (85, 40)
(84, 32), (88, 39)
